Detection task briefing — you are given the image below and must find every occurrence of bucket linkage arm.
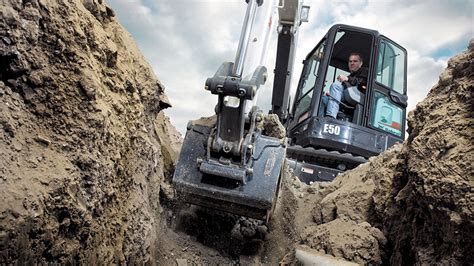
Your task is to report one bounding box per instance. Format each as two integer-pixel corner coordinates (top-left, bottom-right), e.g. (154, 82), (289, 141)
(200, 62), (267, 184)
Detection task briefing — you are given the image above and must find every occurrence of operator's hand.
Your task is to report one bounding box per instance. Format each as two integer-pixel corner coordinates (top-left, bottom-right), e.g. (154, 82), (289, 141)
(337, 75), (348, 82)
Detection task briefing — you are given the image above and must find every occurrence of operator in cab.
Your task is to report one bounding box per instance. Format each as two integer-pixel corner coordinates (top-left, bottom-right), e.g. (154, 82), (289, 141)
(320, 53), (368, 118)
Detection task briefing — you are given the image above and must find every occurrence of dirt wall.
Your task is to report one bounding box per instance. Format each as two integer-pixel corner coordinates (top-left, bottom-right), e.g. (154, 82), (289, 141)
(0, 0), (180, 263)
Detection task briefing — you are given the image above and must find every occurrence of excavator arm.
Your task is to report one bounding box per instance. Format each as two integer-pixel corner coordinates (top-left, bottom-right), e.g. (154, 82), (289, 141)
(173, 0), (309, 221)
(272, 0), (309, 122)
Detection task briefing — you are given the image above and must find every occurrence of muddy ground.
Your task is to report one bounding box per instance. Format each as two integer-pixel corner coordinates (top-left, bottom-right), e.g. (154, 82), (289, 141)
(1, 0), (472, 264)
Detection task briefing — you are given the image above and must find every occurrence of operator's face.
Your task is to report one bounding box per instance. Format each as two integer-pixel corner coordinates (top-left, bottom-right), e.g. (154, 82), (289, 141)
(348, 55), (362, 73)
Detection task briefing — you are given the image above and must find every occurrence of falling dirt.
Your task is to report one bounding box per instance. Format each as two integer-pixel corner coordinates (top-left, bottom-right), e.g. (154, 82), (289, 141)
(1, 0), (472, 264)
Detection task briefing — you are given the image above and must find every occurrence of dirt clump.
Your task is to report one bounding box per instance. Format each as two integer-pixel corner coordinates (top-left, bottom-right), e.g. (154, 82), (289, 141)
(259, 113), (286, 139)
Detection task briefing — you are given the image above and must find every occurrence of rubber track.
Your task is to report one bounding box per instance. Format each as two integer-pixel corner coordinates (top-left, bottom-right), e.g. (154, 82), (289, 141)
(287, 145), (368, 168)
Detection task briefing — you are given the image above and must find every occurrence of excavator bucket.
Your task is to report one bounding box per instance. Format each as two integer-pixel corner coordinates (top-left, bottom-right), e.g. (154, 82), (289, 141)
(173, 122), (285, 221)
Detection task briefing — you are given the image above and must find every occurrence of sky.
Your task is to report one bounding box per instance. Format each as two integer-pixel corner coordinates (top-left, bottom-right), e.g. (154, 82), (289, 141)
(108, 0), (473, 135)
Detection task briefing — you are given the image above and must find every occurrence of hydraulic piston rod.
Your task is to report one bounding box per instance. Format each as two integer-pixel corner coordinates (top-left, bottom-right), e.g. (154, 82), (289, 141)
(232, 0), (260, 77)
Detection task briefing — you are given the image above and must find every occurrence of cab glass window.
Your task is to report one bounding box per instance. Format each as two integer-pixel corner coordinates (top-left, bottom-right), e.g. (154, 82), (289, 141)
(322, 66), (349, 94)
(370, 91), (403, 136)
(294, 40), (325, 121)
(376, 40), (406, 94)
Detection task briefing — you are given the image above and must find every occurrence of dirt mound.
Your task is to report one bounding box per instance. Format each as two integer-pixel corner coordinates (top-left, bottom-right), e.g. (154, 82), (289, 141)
(383, 40), (473, 264)
(1, 0), (180, 263)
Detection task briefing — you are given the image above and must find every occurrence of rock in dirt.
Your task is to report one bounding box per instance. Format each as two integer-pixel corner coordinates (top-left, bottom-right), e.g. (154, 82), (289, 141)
(295, 245), (359, 266)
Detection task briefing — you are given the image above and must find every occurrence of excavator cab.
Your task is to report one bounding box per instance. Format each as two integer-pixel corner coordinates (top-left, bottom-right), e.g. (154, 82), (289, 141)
(287, 24), (408, 184)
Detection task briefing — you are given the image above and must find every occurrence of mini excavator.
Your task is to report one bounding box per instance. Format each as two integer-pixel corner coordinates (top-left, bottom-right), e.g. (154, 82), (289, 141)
(173, 0), (408, 221)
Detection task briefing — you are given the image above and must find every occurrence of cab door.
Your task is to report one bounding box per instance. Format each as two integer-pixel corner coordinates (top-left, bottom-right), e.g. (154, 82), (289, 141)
(367, 37), (408, 140)
(289, 37), (328, 128)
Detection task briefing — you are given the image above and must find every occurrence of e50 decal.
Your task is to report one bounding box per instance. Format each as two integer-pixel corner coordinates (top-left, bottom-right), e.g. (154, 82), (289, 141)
(323, 124), (341, 135)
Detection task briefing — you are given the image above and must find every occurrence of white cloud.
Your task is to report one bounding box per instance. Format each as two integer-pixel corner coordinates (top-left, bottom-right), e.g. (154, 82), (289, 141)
(406, 51), (447, 111)
(110, 0), (246, 133)
(108, 0), (472, 134)
(348, 0), (472, 55)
